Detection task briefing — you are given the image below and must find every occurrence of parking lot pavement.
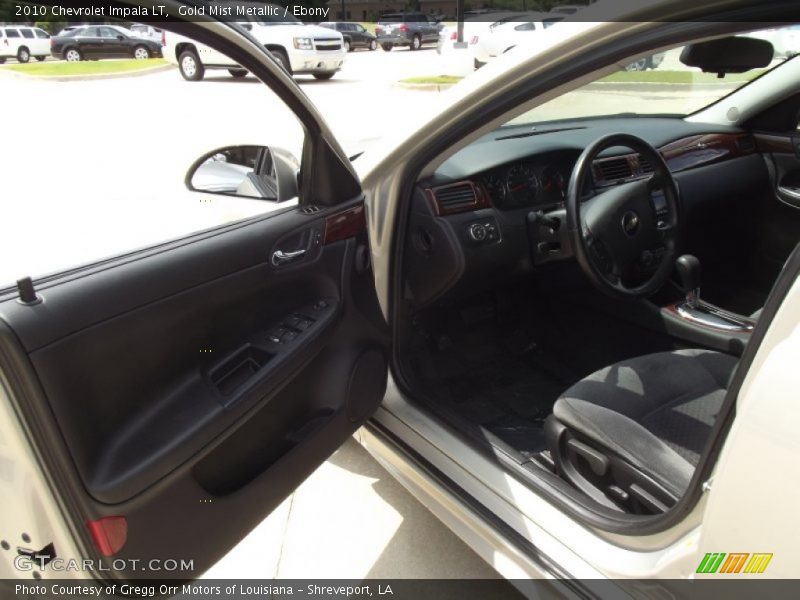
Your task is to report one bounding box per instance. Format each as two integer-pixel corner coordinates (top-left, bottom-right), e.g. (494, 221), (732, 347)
(201, 439), (502, 579)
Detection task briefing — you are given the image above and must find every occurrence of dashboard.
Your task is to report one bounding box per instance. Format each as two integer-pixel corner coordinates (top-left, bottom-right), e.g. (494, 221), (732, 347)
(405, 117), (767, 308)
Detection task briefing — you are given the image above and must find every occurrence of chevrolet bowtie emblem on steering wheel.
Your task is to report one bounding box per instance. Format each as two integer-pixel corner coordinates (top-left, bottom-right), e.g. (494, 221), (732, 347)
(622, 211), (640, 236)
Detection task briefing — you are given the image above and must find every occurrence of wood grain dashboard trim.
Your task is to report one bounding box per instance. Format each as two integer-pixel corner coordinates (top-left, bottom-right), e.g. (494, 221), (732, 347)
(426, 180), (492, 216)
(754, 132), (795, 154)
(659, 133), (756, 172)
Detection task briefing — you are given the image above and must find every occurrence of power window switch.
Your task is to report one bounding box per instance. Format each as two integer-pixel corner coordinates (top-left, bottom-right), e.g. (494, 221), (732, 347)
(283, 316), (302, 329)
(267, 327), (290, 344)
(294, 317), (313, 331)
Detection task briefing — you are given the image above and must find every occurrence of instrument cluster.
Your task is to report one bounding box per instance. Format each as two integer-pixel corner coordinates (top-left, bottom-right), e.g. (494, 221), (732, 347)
(480, 160), (570, 210)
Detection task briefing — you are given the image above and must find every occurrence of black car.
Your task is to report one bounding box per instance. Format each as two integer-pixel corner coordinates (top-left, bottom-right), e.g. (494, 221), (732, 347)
(51, 25), (163, 62)
(319, 22), (377, 52)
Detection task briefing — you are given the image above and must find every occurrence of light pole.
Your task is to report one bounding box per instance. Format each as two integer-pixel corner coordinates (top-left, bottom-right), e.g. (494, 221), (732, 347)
(455, 0), (466, 48)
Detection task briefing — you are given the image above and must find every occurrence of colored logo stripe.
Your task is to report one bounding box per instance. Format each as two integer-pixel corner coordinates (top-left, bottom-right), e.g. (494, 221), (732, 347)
(697, 552), (773, 574)
(697, 553), (726, 573)
(720, 553), (749, 573)
(744, 553), (773, 574)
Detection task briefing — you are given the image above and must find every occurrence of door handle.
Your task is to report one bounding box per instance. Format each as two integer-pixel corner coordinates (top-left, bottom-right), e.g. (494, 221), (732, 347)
(271, 248), (306, 266)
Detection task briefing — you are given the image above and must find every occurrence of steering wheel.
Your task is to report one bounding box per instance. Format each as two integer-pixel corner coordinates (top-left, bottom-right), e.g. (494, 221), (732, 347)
(566, 133), (681, 298)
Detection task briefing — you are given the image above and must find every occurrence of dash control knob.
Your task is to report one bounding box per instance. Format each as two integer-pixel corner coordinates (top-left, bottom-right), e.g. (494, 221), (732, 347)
(468, 223), (487, 242)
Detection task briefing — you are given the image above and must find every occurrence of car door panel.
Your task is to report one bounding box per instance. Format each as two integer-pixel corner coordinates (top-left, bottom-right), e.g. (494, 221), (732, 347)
(754, 132), (800, 282)
(0, 200), (388, 578)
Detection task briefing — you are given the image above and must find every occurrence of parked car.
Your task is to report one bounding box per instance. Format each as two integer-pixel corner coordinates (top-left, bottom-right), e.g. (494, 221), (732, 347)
(375, 12), (441, 51)
(624, 52), (666, 70)
(319, 22), (377, 52)
(129, 24), (163, 43)
(0, 26), (50, 64)
(50, 25), (162, 61)
(437, 12), (527, 55)
(472, 13), (563, 68)
(163, 3), (345, 81)
(5, 0), (800, 590)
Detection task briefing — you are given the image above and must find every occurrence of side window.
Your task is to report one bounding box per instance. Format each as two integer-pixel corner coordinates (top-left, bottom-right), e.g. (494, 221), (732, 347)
(35, 29), (50, 39)
(21, 29), (34, 39)
(515, 22), (536, 31)
(1, 27), (306, 285)
(100, 27), (119, 39)
(5, 29), (20, 38)
(82, 27), (100, 37)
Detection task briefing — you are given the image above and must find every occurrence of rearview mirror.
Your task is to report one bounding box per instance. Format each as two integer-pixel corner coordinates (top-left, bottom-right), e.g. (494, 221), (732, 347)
(680, 36), (773, 76)
(186, 145), (299, 202)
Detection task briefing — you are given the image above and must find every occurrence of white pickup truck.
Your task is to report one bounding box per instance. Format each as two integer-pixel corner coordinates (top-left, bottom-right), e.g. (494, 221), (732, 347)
(163, 5), (345, 81)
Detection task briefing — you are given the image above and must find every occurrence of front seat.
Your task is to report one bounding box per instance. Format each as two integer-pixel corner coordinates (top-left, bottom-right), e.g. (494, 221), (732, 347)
(545, 349), (737, 514)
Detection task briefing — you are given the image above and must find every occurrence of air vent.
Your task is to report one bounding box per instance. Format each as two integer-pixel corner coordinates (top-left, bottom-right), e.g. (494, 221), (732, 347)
(433, 183), (478, 211)
(301, 205), (322, 215)
(638, 155), (654, 175)
(595, 157), (633, 183)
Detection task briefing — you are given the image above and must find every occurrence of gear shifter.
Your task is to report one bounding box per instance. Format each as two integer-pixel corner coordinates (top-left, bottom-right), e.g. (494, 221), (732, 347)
(671, 254), (754, 334)
(675, 254), (701, 309)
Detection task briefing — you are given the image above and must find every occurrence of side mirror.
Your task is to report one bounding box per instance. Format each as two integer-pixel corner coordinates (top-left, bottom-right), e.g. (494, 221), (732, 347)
(186, 145), (299, 202)
(117, 35), (124, 40)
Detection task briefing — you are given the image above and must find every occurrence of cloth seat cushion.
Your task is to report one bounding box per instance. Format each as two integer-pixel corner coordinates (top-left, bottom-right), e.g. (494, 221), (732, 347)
(552, 349), (737, 495)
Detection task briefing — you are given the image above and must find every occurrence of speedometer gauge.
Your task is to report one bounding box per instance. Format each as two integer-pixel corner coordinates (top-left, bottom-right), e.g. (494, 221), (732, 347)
(482, 173), (506, 203)
(506, 164), (539, 207)
(541, 165), (566, 200)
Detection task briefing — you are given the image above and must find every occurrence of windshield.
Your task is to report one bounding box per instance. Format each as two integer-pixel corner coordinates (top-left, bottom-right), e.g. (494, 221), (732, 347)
(507, 27), (796, 126)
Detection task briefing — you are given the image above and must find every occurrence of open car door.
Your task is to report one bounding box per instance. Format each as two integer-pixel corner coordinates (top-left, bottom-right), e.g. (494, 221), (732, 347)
(0, 4), (388, 581)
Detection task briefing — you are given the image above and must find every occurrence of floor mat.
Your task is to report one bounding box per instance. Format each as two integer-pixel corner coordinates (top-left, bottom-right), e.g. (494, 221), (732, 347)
(412, 331), (572, 459)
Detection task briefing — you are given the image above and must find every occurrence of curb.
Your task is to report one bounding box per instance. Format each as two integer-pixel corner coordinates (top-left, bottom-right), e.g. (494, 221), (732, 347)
(0, 63), (175, 82)
(395, 81), (457, 92)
